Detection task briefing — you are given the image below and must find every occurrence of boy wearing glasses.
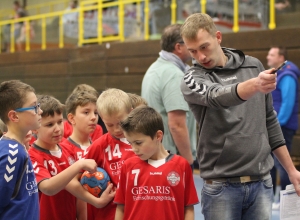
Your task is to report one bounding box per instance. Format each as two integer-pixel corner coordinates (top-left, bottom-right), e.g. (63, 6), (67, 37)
(0, 80), (42, 219)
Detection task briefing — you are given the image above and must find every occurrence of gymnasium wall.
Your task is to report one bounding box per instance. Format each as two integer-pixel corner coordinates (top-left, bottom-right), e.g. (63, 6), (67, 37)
(1, 27), (300, 159)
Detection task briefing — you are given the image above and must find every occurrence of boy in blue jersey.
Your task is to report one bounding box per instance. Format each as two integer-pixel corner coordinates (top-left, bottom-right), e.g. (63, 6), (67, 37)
(0, 80), (42, 220)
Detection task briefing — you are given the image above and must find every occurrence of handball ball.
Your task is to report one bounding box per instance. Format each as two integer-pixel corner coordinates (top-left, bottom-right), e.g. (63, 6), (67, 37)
(80, 167), (111, 197)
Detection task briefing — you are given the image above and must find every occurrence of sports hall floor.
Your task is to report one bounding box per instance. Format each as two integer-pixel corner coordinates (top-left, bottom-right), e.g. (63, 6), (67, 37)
(193, 173), (280, 220)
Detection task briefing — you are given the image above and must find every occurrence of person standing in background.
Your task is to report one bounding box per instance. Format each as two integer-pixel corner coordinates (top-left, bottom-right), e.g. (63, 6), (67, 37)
(141, 24), (197, 168)
(267, 46), (300, 209)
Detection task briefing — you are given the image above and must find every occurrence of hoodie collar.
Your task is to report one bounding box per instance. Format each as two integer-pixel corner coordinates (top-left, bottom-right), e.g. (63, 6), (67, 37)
(192, 47), (246, 72)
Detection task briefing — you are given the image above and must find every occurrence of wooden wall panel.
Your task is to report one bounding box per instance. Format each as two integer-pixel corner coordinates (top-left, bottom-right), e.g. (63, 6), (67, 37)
(106, 40), (160, 58)
(222, 28), (300, 51)
(106, 74), (144, 93)
(67, 76), (106, 94)
(0, 53), (19, 66)
(106, 57), (157, 74)
(24, 62), (69, 77)
(18, 49), (70, 64)
(69, 45), (106, 62)
(69, 60), (106, 75)
(0, 66), (25, 78)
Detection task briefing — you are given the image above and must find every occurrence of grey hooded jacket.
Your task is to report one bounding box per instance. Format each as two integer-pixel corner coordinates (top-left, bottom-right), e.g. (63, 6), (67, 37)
(180, 47), (285, 179)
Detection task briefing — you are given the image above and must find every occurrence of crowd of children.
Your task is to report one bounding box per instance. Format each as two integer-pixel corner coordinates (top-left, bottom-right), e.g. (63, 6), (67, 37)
(0, 79), (199, 220)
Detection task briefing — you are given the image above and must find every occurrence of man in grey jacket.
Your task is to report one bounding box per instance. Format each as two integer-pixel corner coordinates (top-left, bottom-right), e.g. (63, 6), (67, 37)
(180, 13), (300, 219)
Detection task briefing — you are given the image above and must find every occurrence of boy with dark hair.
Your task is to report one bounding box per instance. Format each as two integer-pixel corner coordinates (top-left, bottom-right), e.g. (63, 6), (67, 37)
(85, 88), (135, 220)
(29, 94), (115, 220)
(115, 106), (199, 220)
(62, 90), (99, 160)
(63, 84), (103, 141)
(62, 90), (100, 219)
(0, 80), (41, 219)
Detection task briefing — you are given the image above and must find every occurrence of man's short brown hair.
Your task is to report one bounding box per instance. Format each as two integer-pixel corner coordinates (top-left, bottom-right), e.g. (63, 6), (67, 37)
(180, 13), (217, 40)
(161, 24), (183, 52)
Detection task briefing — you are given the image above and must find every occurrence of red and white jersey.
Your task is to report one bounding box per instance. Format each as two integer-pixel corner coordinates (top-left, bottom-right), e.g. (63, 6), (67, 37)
(60, 137), (91, 161)
(63, 120), (103, 141)
(28, 143), (77, 220)
(85, 133), (136, 220)
(114, 154), (199, 220)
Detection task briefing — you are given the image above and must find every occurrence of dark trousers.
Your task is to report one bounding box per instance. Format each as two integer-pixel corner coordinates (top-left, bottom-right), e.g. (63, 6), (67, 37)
(271, 127), (296, 194)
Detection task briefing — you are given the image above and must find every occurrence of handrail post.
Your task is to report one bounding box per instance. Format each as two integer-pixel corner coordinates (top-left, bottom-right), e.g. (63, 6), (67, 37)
(98, 0), (103, 44)
(78, 3), (83, 47)
(42, 17), (46, 50)
(201, 0), (206, 14)
(10, 22), (15, 53)
(232, 0), (239, 33)
(170, 0), (176, 24)
(119, 0), (125, 42)
(25, 20), (30, 51)
(0, 26), (2, 53)
(269, 0), (276, 29)
(144, 0), (149, 40)
(59, 15), (64, 48)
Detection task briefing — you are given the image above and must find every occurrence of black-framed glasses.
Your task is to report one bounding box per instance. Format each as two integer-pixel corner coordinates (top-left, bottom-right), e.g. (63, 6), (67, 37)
(178, 41), (185, 44)
(15, 103), (40, 114)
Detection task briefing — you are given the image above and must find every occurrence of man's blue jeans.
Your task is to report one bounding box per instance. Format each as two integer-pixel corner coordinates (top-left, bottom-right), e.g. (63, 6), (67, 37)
(201, 176), (273, 220)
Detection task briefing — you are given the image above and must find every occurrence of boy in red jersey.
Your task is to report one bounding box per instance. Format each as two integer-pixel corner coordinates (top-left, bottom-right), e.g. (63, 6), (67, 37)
(62, 90), (99, 160)
(29, 95), (115, 220)
(61, 89), (100, 219)
(115, 106), (199, 220)
(85, 88), (135, 220)
(63, 84), (103, 141)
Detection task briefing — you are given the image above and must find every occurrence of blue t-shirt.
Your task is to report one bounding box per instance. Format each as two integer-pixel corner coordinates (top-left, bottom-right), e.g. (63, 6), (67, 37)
(0, 137), (39, 220)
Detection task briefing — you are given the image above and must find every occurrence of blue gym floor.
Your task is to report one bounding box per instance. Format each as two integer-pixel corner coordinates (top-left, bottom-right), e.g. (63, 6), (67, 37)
(193, 174), (280, 220)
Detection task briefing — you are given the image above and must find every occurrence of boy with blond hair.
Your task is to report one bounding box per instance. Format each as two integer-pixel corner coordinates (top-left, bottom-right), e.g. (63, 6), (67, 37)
(115, 106), (199, 220)
(0, 80), (41, 219)
(127, 92), (148, 108)
(63, 84), (103, 141)
(29, 94), (115, 220)
(85, 88), (135, 220)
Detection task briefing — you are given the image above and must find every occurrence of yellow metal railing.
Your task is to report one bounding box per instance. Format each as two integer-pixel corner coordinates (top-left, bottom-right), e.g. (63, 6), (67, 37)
(0, 0), (150, 53)
(269, 0), (276, 30)
(0, 0), (277, 54)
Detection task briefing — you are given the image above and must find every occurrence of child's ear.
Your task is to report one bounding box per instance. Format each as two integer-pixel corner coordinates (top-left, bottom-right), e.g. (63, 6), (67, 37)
(156, 130), (163, 142)
(8, 110), (19, 122)
(67, 113), (75, 125)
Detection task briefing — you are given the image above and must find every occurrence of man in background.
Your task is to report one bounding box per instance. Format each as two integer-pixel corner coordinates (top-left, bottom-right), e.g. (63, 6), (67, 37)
(267, 46), (300, 209)
(141, 24), (196, 168)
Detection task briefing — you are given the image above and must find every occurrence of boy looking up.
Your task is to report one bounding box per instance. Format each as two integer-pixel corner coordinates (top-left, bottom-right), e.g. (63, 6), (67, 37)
(29, 95), (115, 220)
(85, 88), (135, 220)
(0, 80), (41, 220)
(115, 106), (199, 220)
